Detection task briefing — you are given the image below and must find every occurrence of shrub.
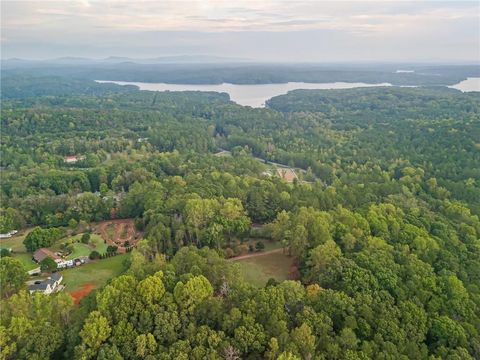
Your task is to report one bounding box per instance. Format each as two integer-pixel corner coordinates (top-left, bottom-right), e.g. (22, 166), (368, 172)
(81, 233), (91, 244)
(89, 250), (101, 260)
(106, 245), (118, 254)
(224, 248), (235, 258)
(235, 244), (249, 255)
(0, 248), (11, 258)
(255, 241), (265, 251)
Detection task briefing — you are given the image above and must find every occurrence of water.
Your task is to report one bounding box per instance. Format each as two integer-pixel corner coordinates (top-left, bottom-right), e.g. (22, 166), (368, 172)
(96, 80), (392, 107)
(97, 77), (480, 107)
(448, 77), (480, 92)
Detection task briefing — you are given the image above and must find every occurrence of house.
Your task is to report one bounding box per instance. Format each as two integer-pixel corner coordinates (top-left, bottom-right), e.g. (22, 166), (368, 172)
(0, 230), (17, 239)
(28, 273), (63, 295)
(49, 272), (63, 287)
(64, 155), (85, 163)
(33, 248), (60, 263)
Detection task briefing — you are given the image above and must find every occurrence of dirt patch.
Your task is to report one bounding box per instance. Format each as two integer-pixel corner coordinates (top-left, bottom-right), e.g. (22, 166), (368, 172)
(93, 219), (139, 252)
(229, 248), (284, 261)
(70, 283), (96, 304)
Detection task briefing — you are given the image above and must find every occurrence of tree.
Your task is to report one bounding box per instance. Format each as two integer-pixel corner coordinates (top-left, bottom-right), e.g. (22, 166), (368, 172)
(40, 257), (58, 272)
(136, 333), (157, 358)
(0, 257), (27, 297)
(277, 352), (301, 360)
(107, 245), (118, 254)
(289, 323), (316, 359)
(68, 218), (78, 230)
(428, 316), (467, 349)
(137, 272), (166, 306)
(2, 290), (73, 359)
(0, 208), (15, 233)
(79, 311), (112, 351)
(81, 233), (91, 244)
(23, 227), (64, 252)
(174, 275), (213, 314)
(307, 239), (342, 281)
(256, 241), (265, 251)
(89, 250), (101, 260)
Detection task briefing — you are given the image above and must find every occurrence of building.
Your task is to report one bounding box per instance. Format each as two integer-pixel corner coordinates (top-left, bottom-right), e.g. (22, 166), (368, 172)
(0, 230), (17, 239)
(64, 155), (85, 163)
(28, 273), (63, 295)
(33, 248), (60, 263)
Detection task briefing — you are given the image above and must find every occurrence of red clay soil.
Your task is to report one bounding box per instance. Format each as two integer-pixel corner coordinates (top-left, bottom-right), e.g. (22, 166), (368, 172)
(94, 218), (139, 251)
(70, 283), (96, 305)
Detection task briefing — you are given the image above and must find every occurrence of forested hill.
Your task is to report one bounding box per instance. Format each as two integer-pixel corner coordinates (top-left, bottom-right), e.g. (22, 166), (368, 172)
(2, 61), (479, 86)
(1, 75), (479, 359)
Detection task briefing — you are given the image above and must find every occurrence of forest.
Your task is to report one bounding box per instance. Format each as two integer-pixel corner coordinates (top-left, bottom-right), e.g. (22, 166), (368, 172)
(0, 75), (479, 360)
(2, 61), (480, 86)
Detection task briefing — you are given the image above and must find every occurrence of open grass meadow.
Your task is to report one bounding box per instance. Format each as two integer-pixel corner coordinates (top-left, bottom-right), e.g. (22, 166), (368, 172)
(0, 228), (33, 252)
(237, 251), (295, 287)
(12, 252), (38, 271)
(61, 253), (130, 293)
(64, 234), (108, 259)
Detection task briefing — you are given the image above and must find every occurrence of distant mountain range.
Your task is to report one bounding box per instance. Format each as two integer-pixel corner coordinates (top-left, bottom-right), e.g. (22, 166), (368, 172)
(2, 55), (252, 65)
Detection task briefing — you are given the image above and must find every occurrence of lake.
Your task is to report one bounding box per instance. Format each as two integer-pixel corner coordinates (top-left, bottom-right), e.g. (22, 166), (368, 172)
(97, 78), (479, 107)
(448, 77), (480, 92)
(96, 80), (392, 107)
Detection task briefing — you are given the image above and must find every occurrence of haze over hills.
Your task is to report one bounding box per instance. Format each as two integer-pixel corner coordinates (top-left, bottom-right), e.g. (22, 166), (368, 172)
(1, 1), (480, 360)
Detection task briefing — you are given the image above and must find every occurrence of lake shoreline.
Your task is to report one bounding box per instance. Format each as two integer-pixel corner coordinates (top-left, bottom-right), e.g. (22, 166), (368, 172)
(96, 78), (479, 107)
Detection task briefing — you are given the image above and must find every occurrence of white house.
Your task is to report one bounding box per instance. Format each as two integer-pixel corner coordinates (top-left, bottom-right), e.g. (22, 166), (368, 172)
(28, 273), (63, 295)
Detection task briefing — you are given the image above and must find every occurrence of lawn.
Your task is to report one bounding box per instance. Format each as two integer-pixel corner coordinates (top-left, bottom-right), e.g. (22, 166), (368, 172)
(65, 234), (108, 259)
(11, 252), (38, 271)
(0, 228), (34, 252)
(236, 251), (295, 287)
(61, 253), (130, 293)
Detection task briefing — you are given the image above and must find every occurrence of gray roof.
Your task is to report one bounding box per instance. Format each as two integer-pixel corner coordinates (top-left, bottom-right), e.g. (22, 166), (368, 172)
(50, 272), (62, 281)
(29, 282), (50, 291)
(28, 273), (62, 292)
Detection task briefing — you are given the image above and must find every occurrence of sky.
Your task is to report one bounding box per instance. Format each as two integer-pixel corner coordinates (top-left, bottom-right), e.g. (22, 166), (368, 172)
(1, 0), (479, 62)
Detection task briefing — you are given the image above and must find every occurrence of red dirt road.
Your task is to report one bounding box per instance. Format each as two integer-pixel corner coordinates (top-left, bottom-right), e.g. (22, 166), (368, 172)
(94, 218), (139, 252)
(228, 248), (284, 261)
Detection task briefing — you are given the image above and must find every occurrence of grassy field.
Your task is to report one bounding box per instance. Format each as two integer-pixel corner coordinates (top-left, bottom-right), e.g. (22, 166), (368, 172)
(64, 234), (108, 259)
(62, 253), (130, 293)
(12, 252), (38, 271)
(237, 251), (295, 287)
(0, 228), (33, 252)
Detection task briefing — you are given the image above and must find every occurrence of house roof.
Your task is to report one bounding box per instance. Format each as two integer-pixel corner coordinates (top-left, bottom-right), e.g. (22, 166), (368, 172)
(33, 248), (60, 263)
(50, 272), (62, 281)
(29, 282), (51, 291)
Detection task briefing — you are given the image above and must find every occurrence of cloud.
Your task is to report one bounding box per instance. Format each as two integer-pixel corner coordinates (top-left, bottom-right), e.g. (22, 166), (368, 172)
(1, 1), (478, 61)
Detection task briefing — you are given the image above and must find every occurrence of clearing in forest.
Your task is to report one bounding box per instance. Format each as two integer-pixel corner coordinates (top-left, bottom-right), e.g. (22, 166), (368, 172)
(233, 249), (298, 287)
(63, 253), (129, 298)
(276, 167), (298, 182)
(93, 219), (140, 252)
